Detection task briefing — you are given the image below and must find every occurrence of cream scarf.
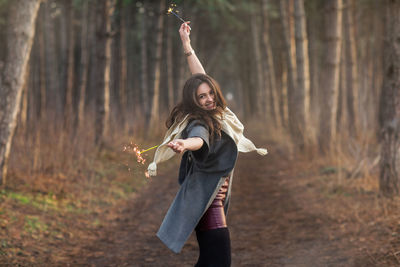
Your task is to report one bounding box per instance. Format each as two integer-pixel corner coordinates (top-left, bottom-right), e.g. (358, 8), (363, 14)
(147, 107), (268, 176)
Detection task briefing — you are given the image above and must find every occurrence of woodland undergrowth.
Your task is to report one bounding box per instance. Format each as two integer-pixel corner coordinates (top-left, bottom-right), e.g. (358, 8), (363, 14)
(0, 115), (398, 265)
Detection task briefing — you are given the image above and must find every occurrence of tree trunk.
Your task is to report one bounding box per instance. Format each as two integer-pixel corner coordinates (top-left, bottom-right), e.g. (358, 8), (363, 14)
(149, 0), (166, 129)
(19, 62), (30, 131)
(378, 0), (400, 197)
(294, 0), (311, 147)
(59, 1), (68, 116)
(119, 1), (128, 130)
(78, 0), (89, 130)
(250, 12), (264, 117)
(371, 2), (384, 131)
(261, 0), (281, 128)
(95, 0), (115, 145)
(64, 0), (75, 130)
(166, 16), (175, 111)
(113, 0), (128, 130)
(38, 11), (47, 121)
(44, 0), (61, 120)
(237, 39), (253, 119)
(319, 0), (343, 153)
(280, 0), (298, 143)
(337, 41), (346, 131)
(281, 57), (289, 128)
(141, 2), (149, 123)
(87, 1), (98, 113)
(343, 0), (359, 136)
(0, 0), (41, 185)
(307, 1), (321, 130)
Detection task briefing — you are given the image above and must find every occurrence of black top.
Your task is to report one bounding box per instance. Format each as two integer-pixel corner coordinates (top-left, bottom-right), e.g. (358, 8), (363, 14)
(156, 119), (238, 253)
(178, 119), (238, 185)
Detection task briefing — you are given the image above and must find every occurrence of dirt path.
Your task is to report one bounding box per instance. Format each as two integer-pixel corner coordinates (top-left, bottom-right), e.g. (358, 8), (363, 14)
(70, 146), (374, 266)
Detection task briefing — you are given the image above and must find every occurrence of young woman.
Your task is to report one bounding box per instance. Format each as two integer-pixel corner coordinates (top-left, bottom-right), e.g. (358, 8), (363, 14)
(147, 22), (267, 266)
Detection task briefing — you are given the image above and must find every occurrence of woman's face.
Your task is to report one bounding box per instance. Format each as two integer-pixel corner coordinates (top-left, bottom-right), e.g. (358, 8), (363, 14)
(196, 82), (216, 110)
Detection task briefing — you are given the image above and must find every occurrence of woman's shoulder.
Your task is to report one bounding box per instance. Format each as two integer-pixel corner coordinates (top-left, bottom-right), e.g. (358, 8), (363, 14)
(183, 119), (209, 140)
(186, 118), (209, 130)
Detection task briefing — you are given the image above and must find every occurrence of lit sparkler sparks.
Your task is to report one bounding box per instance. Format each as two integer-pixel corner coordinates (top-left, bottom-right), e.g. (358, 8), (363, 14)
(123, 142), (158, 179)
(167, 3), (187, 24)
(123, 142), (147, 164)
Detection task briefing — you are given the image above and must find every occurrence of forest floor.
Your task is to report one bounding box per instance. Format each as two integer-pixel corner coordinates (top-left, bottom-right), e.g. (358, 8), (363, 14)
(1, 132), (400, 266)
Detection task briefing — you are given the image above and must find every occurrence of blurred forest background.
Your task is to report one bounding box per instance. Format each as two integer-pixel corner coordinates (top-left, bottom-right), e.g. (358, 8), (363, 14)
(0, 0), (399, 264)
(1, 0), (396, 188)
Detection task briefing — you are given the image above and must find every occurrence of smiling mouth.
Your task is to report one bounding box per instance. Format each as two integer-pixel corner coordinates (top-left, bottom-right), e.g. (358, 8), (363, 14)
(205, 102), (216, 109)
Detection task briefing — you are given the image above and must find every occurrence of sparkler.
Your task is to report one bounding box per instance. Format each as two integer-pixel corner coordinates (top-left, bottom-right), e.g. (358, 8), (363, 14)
(167, 3), (187, 24)
(139, 145), (159, 155)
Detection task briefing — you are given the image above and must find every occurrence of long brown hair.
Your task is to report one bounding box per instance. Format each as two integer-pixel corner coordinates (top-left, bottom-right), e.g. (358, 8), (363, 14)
(166, 74), (227, 140)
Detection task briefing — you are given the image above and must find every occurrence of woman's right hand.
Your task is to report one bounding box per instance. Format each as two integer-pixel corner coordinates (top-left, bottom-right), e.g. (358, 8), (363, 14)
(168, 139), (186, 154)
(168, 137), (204, 153)
(179, 22), (191, 50)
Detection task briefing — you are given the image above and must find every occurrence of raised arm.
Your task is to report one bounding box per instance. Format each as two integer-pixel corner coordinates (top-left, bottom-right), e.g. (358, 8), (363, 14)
(179, 22), (206, 75)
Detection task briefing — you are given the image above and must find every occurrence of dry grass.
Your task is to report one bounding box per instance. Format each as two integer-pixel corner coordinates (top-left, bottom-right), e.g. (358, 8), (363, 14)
(1, 112), (399, 265)
(249, 116), (382, 194)
(7, 112), (165, 190)
(248, 119), (399, 265)
(0, 114), (167, 264)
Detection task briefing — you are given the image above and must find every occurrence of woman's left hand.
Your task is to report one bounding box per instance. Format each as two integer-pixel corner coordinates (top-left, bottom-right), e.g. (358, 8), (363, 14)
(168, 139), (186, 154)
(179, 22), (191, 50)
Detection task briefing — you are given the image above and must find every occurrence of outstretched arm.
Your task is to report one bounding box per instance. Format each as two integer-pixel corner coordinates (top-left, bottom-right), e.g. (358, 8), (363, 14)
(179, 22), (206, 75)
(167, 137), (204, 154)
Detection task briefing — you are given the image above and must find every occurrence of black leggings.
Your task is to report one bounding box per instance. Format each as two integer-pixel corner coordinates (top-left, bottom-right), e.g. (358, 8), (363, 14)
(195, 227), (231, 267)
